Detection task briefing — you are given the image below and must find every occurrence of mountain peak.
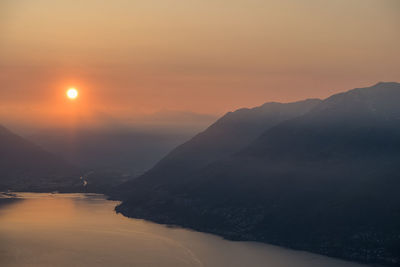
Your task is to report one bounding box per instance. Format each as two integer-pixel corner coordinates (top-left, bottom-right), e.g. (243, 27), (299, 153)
(373, 81), (400, 87)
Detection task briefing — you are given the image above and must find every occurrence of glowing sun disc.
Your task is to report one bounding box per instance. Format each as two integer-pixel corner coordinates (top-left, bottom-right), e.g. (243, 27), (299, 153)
(67, 88), (78, 99)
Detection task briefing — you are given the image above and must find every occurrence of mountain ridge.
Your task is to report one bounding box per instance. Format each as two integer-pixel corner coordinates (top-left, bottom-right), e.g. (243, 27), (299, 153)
(114, 98), (322, 199)
(116, 82), (400, 266)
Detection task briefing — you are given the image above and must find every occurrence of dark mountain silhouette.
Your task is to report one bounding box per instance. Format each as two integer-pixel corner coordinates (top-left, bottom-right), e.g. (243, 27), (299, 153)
(116, 82), (400, 266)
(0, 125), (82, 191)
(114, 98), (321, 198)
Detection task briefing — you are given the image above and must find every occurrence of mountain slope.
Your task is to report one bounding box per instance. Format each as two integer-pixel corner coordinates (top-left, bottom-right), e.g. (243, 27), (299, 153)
(0, 125), (82, 191)
(115, 98), (321, 198)
(116, 82), (400, 266)
(244, 81), (400, 160)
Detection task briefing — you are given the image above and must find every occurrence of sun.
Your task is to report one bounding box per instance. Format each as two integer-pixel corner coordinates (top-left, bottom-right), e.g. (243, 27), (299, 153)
(67, 88), (78, 99)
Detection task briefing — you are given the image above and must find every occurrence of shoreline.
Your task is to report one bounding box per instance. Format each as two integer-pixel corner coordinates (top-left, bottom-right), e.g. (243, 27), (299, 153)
(0, 191), (387, 266)
(115, 204), (390, 267)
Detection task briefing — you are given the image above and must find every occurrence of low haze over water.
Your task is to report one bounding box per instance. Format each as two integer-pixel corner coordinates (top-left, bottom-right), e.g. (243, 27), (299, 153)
(0, 193), (366, 267)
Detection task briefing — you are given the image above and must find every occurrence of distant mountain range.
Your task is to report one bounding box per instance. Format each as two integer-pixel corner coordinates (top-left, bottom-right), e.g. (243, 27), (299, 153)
(28, 128), (195, 176)
(0, 125), (82, 191)
(1, 117), (209, 193)
(115, 82), (400, 266)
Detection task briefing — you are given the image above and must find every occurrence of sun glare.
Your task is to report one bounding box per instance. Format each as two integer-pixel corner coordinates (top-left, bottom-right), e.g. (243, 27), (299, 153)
(67, 88), (78, 99)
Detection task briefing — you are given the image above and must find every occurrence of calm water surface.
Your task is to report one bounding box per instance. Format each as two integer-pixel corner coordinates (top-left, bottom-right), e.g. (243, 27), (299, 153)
(0, 193), (367, 267)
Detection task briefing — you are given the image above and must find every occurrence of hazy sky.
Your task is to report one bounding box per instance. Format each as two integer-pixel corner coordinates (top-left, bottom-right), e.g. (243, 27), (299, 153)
(1, 0), (399, 129)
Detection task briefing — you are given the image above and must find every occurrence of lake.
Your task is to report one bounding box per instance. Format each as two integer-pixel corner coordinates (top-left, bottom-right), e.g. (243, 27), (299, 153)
(0, 193), (366, 267)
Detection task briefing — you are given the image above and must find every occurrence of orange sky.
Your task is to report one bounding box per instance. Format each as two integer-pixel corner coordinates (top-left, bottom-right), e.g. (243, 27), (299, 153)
(0, 0), (399, 130)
